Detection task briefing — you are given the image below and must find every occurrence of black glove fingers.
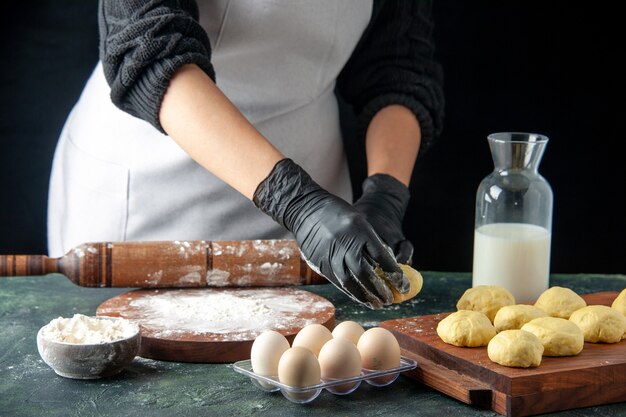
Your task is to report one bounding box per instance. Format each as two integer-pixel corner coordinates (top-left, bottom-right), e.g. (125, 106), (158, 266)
(327, 245), (384, 308)
(302, 251), (378, 308)
(345, 254), (393, 306)
(330, 261), (383, 309)
(340, 274), (384, 309)
(364, 236), (402, 273)
(365, 241), (408, 293)
(395, 240), (414, 265)
(355, 173), (412, 269)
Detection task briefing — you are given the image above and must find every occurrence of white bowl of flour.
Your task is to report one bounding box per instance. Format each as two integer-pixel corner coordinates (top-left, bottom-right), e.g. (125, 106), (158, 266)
(37, 314), (140, 379)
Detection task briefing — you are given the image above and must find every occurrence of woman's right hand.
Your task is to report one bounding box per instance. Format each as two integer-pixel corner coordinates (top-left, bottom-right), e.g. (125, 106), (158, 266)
(254, 159), (408, 308)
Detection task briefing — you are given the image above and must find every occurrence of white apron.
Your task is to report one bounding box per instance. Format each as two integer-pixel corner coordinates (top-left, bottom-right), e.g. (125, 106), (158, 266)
(47, 0), (373, 257)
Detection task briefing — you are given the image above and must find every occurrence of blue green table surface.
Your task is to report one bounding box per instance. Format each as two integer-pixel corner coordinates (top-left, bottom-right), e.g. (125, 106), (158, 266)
(1, 272), (625, 417)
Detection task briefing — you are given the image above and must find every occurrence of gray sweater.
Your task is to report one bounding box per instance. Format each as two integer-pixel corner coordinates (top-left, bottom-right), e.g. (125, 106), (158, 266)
(98, 0), (444, 151)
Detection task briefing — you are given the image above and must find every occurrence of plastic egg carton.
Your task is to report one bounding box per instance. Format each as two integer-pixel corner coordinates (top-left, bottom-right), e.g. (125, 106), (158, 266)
(232, 356), (417, 403)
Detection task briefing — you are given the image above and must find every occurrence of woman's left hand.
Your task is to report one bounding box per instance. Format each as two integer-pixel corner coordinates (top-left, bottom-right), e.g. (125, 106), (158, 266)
(354, 174), (414, 264)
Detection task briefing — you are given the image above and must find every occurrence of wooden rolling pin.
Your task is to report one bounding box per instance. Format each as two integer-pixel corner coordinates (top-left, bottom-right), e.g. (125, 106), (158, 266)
(0, 240), (326, 288)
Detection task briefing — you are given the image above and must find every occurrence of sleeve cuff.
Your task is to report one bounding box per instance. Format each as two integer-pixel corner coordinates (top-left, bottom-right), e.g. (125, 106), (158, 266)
(121, 54), (216, 134)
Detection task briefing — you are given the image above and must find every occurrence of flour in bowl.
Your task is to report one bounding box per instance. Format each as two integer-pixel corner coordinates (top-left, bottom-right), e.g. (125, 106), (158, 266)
(41, 314), (138, 344)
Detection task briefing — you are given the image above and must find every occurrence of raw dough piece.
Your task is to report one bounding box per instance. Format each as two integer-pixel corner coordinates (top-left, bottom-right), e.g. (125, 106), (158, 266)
(456, 285), (515, 322)
(391, 264), (423, 303)
(494, 305), (548, 332)
(487, 330), (543, 368)
(436, 310), (496, 347)
(569, 305), (626, 343)
(521, 317), (584, 356)
(612, 288), (626, 316)
(376, 264), (423, 304)
(534, 286), (586, 319)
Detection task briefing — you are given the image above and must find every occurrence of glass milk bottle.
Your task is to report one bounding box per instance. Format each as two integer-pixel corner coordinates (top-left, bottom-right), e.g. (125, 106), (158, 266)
(472, 132), (553, 302)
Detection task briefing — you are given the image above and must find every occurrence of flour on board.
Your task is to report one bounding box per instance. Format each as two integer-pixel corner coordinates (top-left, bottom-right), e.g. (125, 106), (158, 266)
(113, 289), (332, 341)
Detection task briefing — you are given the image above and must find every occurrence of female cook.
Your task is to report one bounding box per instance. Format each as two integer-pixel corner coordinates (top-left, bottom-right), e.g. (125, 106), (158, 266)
(47, 0), (444, 308)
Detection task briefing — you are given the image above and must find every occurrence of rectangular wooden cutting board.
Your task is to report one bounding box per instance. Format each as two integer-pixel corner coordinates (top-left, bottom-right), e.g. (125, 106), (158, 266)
(380, 291), (626, 417)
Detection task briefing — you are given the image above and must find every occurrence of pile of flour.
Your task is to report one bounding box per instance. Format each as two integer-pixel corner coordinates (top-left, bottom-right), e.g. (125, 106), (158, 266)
(42, 314), (138, 344)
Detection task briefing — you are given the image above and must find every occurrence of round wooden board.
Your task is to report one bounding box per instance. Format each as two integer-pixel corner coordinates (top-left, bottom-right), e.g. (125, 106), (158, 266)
(96, 287), (335, 363)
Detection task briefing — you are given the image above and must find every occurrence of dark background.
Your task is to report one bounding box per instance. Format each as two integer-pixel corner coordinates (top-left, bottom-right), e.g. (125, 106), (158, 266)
(0, 1), (623, 273)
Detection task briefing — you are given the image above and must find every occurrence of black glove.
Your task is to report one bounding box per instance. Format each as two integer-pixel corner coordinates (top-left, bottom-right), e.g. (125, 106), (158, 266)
(354, 174), (413, 264)
(253, 159), (408, 308)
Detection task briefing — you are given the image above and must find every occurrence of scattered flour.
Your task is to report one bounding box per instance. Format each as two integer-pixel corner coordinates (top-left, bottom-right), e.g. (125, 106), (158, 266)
(41, 314), (138, 344)
(104, 289), (333, 341)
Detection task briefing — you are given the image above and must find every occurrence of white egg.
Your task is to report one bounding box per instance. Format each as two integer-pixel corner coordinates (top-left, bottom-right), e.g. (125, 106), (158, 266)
(318, 338), (362, 394)
(292, 323), (332, 356)
(250, 330), (290, 383)
(332, 320), (365, 345)
(357, 327), (401, 385)
(278, 347), (321, 401)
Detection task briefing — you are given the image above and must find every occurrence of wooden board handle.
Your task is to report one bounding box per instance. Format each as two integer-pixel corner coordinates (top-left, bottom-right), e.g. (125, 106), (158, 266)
(0, 240), (326, 288)
(401, 349), (492, 408)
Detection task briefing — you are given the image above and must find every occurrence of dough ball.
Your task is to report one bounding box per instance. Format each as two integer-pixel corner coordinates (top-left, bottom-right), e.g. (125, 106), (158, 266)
(521, 317), (584, 356)
(376, 264), (423, 304)
(569, 305), (626, 343)
(494, 305), (548, 332)
(487, 330), (543, 368)
(456, 285), (515, 323)
(393, 264), (424, 303)
(437, 310), (496, 347)
(612, 288), (626, 316)
(534, 286), (586, 319)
